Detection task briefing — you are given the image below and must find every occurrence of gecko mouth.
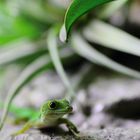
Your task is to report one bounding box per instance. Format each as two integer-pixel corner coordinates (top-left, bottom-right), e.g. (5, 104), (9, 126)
(47, 106), (73, 115)
(56, 106), (73, 114)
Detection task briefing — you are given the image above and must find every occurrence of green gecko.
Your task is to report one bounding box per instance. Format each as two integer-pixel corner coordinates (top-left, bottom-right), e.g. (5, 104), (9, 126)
(12, 99), (79, 136)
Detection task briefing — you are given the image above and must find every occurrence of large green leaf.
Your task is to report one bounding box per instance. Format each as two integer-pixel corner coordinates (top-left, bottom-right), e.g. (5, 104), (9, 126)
(60, 0), (115, 42)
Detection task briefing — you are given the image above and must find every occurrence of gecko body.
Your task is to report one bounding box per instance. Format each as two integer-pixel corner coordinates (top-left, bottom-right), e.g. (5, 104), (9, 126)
(12, 99), (79, 136)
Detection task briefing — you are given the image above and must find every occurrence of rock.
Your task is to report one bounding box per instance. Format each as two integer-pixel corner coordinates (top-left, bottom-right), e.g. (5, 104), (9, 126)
(1, 128), (140, 140)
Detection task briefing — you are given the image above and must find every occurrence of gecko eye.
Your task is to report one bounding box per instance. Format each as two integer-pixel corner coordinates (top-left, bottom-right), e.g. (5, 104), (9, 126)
(49, 101), (56, 109)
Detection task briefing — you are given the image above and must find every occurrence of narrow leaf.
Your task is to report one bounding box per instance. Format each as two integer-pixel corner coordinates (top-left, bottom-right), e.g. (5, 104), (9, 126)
(0, 55), (49, 130)
(83, 20), (140, 56)
(47, 29), (75, 102)
(72, 32), (140, 79)
(0, 39), (45, 66)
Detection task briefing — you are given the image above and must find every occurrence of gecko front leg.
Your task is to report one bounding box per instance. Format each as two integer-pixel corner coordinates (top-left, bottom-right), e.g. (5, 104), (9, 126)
(58, 118), (79, 136)
(11, 99), (79, 137)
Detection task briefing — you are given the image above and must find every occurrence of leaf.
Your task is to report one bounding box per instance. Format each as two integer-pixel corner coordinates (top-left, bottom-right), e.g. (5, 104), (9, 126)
(0, 4), (40, 45)
(0, 47), (76, 130)
(72, 32), (140, 79)
(0, 39), (45, 66)
(83, 20), (140, 56)
(0, 55), (49, 130)
(0, 102), (37, 121)
(59, 0), (115, 42)
(47, 28), (75, 102)
(9, 106), (37, 121)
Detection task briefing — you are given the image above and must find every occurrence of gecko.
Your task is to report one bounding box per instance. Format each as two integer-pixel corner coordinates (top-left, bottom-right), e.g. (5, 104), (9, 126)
(12, 99), (79, 136)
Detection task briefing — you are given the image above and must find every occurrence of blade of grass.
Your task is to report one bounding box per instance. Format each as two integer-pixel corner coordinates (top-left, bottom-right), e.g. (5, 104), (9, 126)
(83, 19), (140, 56)
(0, 55), (49, 130)
(0, 47), (76, 130)
(47, 28), (75, 103)
(0, 39), (45, 66)
(72, 32), (140, 79)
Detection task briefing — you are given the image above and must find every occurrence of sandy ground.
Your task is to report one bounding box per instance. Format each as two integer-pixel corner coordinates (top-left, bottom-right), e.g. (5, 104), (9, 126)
(1, 67), (140, 140)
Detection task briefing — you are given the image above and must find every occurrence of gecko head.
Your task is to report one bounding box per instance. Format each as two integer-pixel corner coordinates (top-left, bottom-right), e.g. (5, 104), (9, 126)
(40, 99), (73, 121)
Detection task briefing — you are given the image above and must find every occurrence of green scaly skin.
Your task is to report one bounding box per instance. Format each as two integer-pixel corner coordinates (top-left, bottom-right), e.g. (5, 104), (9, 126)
(12, 99), (79, 137)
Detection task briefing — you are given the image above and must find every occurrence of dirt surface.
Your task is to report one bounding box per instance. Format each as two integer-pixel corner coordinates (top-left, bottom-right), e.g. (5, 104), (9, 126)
(1, 128), (140, 140)
(1, 68), (140, 140)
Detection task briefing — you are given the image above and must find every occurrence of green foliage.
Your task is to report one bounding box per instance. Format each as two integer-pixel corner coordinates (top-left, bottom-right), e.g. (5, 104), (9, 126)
(60, 0), (115, 42)
(0, 4), (40, 45)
